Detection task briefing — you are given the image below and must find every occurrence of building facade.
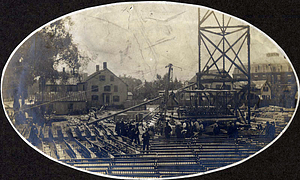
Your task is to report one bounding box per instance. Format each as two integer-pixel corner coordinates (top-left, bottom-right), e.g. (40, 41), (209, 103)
(36, 62), (128, 114)
(251, 80), (272, 100)
(232, 53), (297, 108)
(84, 62), (128, 108)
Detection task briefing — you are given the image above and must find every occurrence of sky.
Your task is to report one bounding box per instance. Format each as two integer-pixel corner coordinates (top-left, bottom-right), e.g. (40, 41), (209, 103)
(65, 2), (288, 82)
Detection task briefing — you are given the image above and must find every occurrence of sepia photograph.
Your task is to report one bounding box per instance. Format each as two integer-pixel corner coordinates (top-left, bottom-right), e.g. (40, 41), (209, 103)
(1, 1), (299, 180)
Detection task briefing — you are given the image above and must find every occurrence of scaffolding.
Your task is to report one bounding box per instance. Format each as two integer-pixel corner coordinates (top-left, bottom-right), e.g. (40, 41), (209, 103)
(177, 9), (251, 124)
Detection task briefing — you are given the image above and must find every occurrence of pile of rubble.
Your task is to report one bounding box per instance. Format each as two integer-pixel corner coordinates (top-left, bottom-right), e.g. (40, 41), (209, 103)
(254, 106), (294, 122)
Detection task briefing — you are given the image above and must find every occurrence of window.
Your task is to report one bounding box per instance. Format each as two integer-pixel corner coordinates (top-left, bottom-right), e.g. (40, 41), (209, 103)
(46, 104), (53, 114)
(277, 75), (281, 80)
(263, 86), (269, 92)
(113, 96), (120, 102)
(110, 75), (114, 81)
(99, 75), (105, 81)
(68, 103), (73, 110)
(67, 86), (73, 92)
(216, 85), (221, 89)
(50, 86), (57, 92)
(114, 85), (118, 92)
(224, 85), (231, 90)
(92, 95), (98, 100)
(92, 85), (98, 92)
(104, 85), (111, 92)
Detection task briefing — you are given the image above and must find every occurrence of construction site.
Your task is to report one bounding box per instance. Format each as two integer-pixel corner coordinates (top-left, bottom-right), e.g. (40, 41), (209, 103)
(3, 7), (297, 179)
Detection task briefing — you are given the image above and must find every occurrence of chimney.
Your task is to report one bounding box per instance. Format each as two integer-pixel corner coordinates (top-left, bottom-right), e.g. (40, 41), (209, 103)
(82, 73), (88, 80)
(63, 67), (65, 73)
(103, 62), (107, 69)
(96, 65), (99, 72)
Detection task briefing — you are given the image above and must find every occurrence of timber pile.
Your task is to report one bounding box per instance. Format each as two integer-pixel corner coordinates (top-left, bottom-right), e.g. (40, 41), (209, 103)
(61, 133), (267, 178)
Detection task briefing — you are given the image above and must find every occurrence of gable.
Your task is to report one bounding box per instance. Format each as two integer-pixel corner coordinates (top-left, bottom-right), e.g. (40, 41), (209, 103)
(84, 69), (128, 86)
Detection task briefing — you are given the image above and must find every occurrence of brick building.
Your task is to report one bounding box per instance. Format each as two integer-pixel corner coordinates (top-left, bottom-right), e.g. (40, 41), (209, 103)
(232, 53), (297, 107)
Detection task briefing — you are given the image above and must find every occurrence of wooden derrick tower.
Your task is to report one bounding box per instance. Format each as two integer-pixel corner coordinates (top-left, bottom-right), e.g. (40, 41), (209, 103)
(175, 9), (251, 124)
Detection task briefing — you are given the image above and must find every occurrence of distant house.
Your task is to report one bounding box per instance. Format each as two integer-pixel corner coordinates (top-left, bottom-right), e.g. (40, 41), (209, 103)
(127, 92), (133, 100)
(83, 62), (128, 108)
(35, 91), (87, 115)
(35, 62), (128, 114)
(232, 53), (296, 87)
(232, 53), (297, 107)
(176, 69), (235, 107)
(190, 69), (233, 90)
(252, 80), (271, 100)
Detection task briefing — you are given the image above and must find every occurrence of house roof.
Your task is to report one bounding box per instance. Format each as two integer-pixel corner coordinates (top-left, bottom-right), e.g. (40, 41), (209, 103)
(232, 62), (291, 74)
(35, 91), (87, 102)
(233, 81), (248, 89)
(189, 69), (232, 83)
(45, 77), (80, 86)
(252, 80), (268, 89)
(84, 68), (128, 86)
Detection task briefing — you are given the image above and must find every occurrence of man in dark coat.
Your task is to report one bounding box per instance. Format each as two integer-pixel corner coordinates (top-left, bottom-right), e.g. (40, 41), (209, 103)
(120, 120), (125, 136)
(142, 129), (150, 151)
(134, 125), (140, 145)
(213, 122), (220, 135)
(165, 122), (172, 139)
(175, 123), (182, 138)
(268, 122), (276, 140)
(115, 121), (121, 135)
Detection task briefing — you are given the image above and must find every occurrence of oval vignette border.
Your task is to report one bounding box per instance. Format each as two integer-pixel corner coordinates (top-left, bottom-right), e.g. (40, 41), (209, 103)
(1, 1), (300, 180)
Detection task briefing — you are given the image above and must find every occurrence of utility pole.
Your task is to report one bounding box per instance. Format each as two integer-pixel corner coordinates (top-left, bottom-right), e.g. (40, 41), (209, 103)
(197, 8), (202, 107)
(247, 27), (251, 124)
(165, 63), (173, 102)
(162, 63), (173, 121)
(197, 8), (202, 90)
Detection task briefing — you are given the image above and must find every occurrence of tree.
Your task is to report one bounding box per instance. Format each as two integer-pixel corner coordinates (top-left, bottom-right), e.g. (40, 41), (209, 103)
(119, 73), (183, 101)
(119, 75), (144, 100)
(3, 17), (90, 111)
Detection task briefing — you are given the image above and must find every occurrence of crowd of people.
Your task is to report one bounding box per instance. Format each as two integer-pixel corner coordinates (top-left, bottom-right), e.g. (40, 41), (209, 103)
(114, 119), (153, 151)
(174, 120), (204, 139)
(114, 115), (278, 153)
(115, 119), (141, 145)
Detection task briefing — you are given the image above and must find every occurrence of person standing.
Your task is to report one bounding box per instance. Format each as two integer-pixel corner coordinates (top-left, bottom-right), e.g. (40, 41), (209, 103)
(133, 124), (140, 145)
(120, 120), (125, 136)
(165, 122), (172, 139)
(213, 122), (220, 135)
(265, 121), (270, 137)
(175, 123), (182, 138)
(268, 122), (276, 140)
(115, 121), (121, 135)
(142, 129), (150, 152)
